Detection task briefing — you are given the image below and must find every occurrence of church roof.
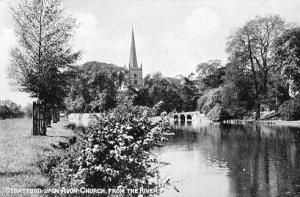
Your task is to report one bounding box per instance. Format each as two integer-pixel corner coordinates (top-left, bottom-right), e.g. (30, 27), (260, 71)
(129, 28), (138, 68)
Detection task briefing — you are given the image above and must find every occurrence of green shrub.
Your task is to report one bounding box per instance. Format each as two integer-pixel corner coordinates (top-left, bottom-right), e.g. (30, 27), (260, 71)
(38, 151), (61, 175)
(206, 104), (230, 121)
(38, 142), (83, 186)
(279, 97), (300, 120)
(197, 88), (223, 114)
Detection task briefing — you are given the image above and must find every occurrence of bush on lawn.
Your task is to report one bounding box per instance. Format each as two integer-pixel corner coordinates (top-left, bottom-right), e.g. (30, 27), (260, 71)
(40, 99), (173, 193)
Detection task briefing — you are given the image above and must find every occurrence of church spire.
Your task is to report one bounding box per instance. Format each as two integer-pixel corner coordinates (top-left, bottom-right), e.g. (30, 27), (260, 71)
(129, 28), (138, 68)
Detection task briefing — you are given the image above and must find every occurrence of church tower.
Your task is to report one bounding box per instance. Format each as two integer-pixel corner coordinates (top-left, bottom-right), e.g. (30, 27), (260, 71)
(128, 28), (143, 88)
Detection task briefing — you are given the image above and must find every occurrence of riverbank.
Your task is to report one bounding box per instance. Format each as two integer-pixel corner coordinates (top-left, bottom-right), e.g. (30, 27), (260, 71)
(223, 119), (300, 127)
(0, 118), (75, 196)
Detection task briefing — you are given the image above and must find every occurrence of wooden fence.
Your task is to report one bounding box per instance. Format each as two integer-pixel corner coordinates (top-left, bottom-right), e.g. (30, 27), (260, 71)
(32, 101), (46, 135)
(32, 102), (60, 136)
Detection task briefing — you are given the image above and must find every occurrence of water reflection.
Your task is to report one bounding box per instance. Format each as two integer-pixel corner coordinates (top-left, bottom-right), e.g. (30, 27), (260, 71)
(157, 123), (300, 197)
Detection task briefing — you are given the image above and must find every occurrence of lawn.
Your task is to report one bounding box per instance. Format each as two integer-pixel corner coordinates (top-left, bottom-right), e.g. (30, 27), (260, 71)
(0, 117), (75, 196)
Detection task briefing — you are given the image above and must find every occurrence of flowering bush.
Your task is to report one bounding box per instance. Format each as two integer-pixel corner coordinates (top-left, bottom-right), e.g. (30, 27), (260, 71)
(43, 100), (172, 193)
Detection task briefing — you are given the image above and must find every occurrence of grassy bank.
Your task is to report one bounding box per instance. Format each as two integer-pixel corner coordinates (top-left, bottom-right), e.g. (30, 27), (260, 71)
(0, 118), (75, 196)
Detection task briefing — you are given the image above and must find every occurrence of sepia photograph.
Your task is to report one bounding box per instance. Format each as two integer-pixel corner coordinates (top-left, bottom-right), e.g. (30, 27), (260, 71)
(0, 0), (300, 196)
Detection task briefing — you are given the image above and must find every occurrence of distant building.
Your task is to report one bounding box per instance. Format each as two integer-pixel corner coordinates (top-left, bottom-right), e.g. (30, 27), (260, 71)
(127, 28), (143, 88)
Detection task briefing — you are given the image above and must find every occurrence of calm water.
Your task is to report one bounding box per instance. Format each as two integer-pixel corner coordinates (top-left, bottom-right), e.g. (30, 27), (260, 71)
(157, 123), (300, 197)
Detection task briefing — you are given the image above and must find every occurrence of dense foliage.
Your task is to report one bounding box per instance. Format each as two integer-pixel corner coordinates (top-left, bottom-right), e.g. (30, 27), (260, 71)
(194, 16), (300, 121)
(0, 102), (24, 119)
(132, 72), (199, 113)
(46, 14), (300, 123)
(275, 27), (300, 97)
(196, 60), (225, 90)
(65, 62), (126, 112)
(40, 100), (172, 192)
(226, 15), (287, 119)
(127, 19), (300, 121)
(278, 96), (300, 120)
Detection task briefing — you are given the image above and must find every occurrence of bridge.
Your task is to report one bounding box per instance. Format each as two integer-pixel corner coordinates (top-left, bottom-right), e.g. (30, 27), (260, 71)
(172, 111), (207, 124)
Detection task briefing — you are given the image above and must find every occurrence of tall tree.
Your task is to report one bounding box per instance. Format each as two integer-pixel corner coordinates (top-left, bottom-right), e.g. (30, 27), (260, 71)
(275, 27), (300, 97)
(195, 60), (224, 91)
(179, 75), (200, 112)
(132, 72), (184, 112)
(8, 0), (81, 107)
(64, 63), (126, 113)
(196, 60), (221, 79)
(227, 15), (286, 119)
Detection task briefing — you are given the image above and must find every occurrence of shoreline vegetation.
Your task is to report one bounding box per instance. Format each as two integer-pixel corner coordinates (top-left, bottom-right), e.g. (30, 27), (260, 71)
(35, 101), (173, 194)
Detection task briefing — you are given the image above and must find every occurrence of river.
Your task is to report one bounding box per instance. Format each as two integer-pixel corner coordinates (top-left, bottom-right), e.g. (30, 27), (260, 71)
(156, 123), (300, 197)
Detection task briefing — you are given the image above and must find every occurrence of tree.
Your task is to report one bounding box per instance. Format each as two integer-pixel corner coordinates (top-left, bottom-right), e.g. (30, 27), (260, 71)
(275, 27), (300, 97)
(8, 0), (81, 107)
(196, 60), (221, 79)
(133, 73), (184, 112)
(65, 62), (126, 113)
(8, 103), (24, 118)
(222, 62), (256, 117)
(179, 76), (200, 111)
(0, 105), (11, 119)
(195, 60), (226, 92)
(226, 15), (286, 119)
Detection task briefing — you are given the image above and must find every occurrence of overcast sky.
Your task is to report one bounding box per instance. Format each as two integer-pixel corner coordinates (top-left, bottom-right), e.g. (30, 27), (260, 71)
(0, 0), (300, 106)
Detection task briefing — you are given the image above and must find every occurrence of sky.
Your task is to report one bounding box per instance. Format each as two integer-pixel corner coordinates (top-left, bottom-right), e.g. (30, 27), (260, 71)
(0, 0), (300, 106)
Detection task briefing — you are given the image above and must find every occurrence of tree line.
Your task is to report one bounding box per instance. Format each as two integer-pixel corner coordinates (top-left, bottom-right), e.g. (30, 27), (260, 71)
(133, 16), (300, 121)
(8, 1), (300, 123)
(0, 102), (24, 119)
(63, 16), (300, 121)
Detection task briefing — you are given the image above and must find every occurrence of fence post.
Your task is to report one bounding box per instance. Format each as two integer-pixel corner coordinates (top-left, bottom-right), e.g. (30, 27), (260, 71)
(40, 102), (46, 135)
(32, 101), (47, 136)
(32, 102), (38, 136)
(45, 104), (51, 127)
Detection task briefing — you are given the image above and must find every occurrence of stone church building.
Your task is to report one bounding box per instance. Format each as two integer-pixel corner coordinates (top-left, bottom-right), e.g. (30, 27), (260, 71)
(127, 29), (143, 88)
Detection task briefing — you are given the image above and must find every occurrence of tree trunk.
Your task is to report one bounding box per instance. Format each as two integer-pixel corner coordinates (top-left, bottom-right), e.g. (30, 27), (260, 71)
(32, 101), (47, 136)
(32, 102), (38, 136)
(247, 35), (261, 120)
(255, 103), (261, 120)
(52, 107), (60, 123)
(40, 102), (46, 135)
(45, 104), (52, 127)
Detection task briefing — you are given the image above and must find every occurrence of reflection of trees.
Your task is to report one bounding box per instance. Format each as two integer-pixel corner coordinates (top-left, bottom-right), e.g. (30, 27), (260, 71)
(220, 124), (300, 197)
(170, 124), (300, 197)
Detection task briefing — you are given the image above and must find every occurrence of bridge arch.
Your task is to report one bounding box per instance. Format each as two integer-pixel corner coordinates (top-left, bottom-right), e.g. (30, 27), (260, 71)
(174, 115), (179, 124)
(172, 111), (206, 125)
(180, 114), (185, 123)
(174, 115), (179, 120)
